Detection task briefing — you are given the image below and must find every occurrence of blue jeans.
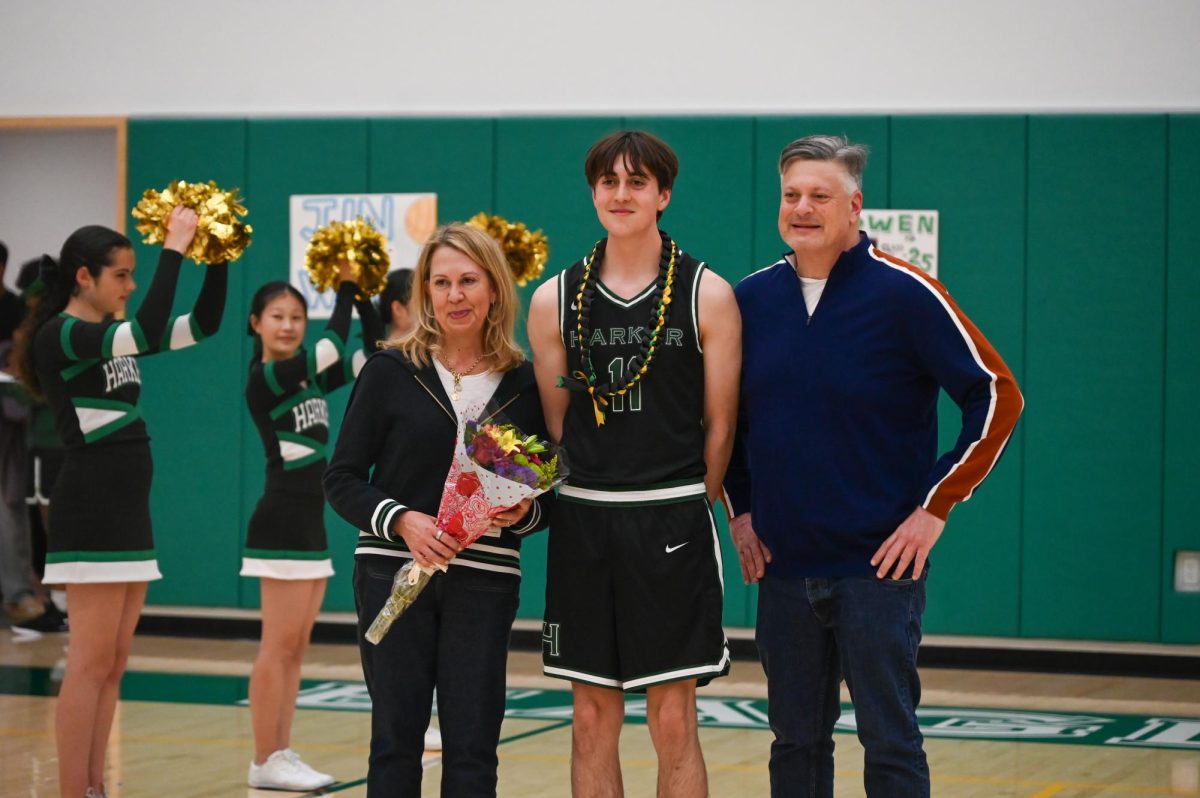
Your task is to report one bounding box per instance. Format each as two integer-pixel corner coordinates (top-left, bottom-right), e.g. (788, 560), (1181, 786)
(354, 556), (520, 798)
(756, 571), (930, 798)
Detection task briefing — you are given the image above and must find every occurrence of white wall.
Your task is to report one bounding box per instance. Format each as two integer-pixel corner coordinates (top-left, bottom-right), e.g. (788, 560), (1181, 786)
(1, 0), (1197, 116)
(0, 130), (118, 290)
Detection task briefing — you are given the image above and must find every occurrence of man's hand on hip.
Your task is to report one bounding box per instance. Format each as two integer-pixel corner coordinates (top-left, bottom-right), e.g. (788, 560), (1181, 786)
(870, 506), (945, 580)
(730, 513), (771, 584)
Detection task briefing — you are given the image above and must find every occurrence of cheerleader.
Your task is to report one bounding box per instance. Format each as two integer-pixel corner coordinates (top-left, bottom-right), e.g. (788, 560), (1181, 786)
(242, 261), (382, 791)
(377, 267), (414, 336)
(13, 207), (227, 798)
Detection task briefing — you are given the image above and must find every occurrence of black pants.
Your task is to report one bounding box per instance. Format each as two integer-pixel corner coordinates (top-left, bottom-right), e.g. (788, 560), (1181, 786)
(354, 555), (519, 797)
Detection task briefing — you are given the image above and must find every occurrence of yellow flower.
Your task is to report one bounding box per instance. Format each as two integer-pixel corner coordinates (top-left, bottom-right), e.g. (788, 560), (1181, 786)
(495, 428), (521, 453)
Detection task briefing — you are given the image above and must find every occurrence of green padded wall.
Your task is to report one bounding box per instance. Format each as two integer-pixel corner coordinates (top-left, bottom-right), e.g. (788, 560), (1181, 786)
(127, 119), (248, 608)
(368, 118), (495, 221)
(890, 116), (1027, 636)
(1163, 115), (1200, 643)
(123, 113), (1199, 644)
(1022, 116), (1166, 640)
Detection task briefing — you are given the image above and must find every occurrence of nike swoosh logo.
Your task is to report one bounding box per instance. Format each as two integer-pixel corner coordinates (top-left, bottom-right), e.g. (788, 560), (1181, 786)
(665, 543), (689, 554)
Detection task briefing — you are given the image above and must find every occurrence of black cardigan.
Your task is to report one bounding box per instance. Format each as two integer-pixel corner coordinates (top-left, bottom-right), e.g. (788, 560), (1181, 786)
(323, 348), (552, 576)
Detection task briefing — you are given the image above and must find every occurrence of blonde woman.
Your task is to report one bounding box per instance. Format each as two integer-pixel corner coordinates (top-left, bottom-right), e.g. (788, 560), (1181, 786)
(325, 224), (553, 797)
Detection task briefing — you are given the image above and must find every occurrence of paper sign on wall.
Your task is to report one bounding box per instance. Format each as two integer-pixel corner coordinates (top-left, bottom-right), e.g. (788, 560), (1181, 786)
(860, 209), (938, 278)
(288, 193), (437, 318)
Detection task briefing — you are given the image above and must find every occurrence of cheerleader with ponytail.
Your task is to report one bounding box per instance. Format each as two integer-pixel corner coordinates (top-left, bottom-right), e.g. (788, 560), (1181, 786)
(13, 207), (228, 798)
(242, 261), (383, 791)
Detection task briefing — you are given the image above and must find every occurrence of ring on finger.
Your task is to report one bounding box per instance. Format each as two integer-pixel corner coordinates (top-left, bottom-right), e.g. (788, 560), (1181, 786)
(435, 530), (444, 541)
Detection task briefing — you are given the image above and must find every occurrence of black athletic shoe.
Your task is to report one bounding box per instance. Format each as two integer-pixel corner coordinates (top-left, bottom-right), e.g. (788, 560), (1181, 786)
(12, 603), (69, 634)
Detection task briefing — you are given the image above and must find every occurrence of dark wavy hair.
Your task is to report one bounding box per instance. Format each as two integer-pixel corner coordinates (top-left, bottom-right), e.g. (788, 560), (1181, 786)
(376, 268), (413, 328)
(13, 226), (132, 397)
(584, 130), (679, 220)
(247, 280), (307, 364)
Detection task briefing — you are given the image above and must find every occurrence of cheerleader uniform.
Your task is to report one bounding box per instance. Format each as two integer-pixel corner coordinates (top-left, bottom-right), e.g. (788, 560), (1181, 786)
(33, 250), (227, 583)
(240, 282), (382, 579)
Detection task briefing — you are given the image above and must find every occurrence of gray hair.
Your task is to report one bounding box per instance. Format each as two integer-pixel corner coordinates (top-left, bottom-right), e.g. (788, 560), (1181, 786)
(778, 135), (869, 192)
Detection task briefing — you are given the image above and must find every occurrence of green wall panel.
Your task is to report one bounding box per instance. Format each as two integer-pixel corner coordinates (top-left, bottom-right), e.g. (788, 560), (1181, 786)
(752, 117), (891, 270)
(890, 116), (1027, 636)
(121, 112), (1193, 646)
(127, 119), (248, 608)
(1163, 114), (1200, 643)
(1022, 116), (1166, 640)
(240, 119), (370, 611)
(368, 118), (495, 224)
(493, 117), (621, 619)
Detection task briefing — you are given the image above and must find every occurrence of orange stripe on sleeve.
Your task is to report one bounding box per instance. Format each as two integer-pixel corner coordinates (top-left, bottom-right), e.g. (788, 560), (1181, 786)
(873, 249), (1024, 520)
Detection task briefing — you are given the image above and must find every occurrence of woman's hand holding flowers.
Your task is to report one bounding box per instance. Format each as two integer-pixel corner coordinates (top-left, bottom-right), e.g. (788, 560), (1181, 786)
(395, 510), (462, 570)
(487, 498), (533, 530)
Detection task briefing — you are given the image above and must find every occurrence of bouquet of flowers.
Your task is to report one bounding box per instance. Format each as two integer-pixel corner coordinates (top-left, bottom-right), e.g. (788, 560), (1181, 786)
(365, 414), (565, 644)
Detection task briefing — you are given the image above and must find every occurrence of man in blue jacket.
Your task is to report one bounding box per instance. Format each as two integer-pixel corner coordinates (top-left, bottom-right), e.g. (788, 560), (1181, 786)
(724, 135), (1023, 797)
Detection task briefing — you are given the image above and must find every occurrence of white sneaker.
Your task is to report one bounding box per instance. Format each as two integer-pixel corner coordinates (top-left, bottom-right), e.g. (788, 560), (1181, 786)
(248, 749), (335, 790)
(282, 748), (336, 787)
(424, 725), (442, 750)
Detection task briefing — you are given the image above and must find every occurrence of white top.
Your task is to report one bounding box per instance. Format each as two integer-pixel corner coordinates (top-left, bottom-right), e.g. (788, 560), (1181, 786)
(799, 276), (828, 317)
(433, 360), (502, 420)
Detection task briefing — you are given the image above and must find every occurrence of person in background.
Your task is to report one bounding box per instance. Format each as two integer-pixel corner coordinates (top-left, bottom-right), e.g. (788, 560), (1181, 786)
(0, 336), (40, 628)
(13, 258), (69, 634)
(0, 241), (26, 342)
(241, 265), (383, 791)
(378, 268), (415, 336)
(0, 237), (28, 624)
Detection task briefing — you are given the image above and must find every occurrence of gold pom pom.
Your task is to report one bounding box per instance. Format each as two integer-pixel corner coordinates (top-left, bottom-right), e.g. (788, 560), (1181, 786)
(131, 179), (252, 264)
(304, 217), (391, 298)
(466, 213), (549, 287)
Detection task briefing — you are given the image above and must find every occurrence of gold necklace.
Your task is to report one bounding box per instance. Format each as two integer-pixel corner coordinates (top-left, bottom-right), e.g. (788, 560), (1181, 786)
(440, 353), (485, 401)
(565, 234), (677, 427)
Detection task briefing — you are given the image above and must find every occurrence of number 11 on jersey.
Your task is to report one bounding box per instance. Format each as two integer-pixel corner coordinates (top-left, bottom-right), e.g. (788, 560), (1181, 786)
(606, 357), (643, 413)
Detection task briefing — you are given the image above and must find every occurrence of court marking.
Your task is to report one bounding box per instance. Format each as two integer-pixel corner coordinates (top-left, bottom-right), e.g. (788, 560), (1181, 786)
(302, 719), (575, 796)
(3, 694), (1197, 797)
(1029, 785), (1065, 798)
(2, 665), (1198, 751)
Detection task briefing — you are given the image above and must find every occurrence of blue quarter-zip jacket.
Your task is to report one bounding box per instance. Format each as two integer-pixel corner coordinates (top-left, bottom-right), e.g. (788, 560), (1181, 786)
(724, 233), (1023, 578)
